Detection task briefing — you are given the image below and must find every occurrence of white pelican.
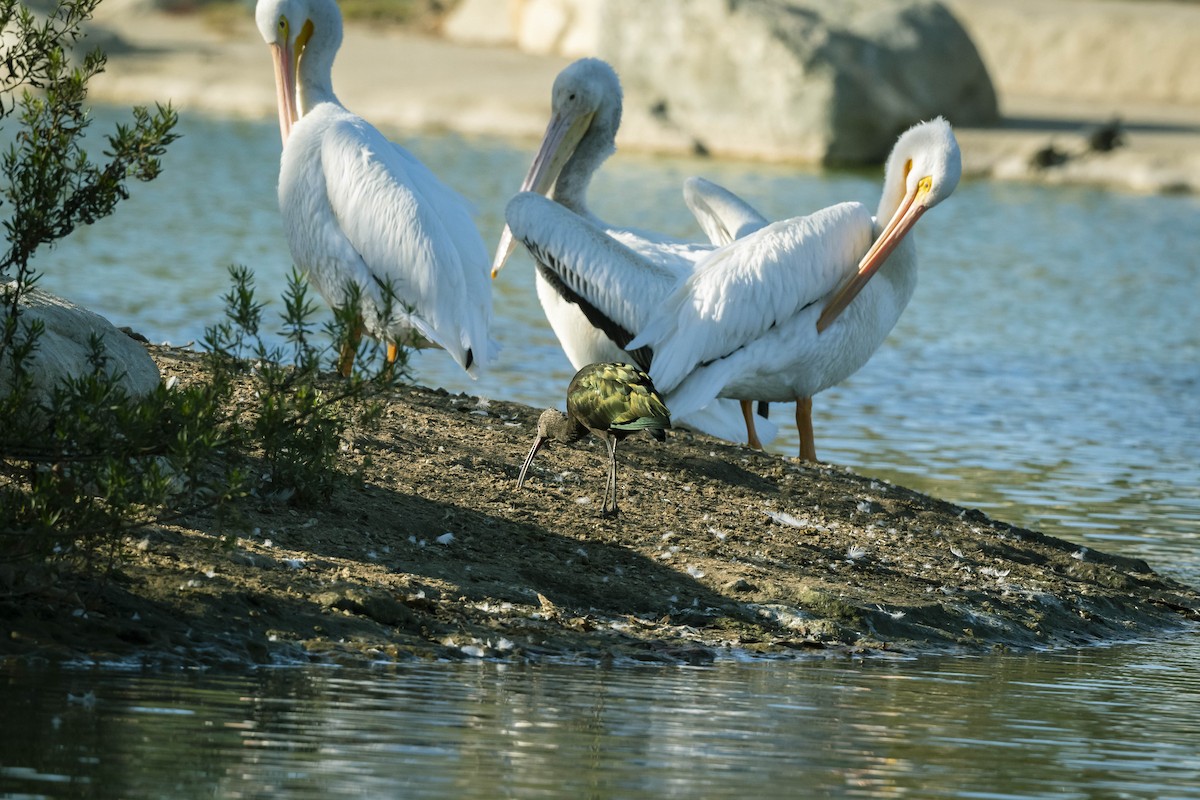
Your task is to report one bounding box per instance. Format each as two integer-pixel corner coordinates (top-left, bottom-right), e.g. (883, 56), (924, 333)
(626, 118), (962, 461)
(255, 0), (495, 377)
(491, 58), (775, 446)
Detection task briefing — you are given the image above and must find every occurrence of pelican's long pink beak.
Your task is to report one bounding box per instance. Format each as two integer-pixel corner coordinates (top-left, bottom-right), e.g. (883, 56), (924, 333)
(816, 177), (932, 333)
(269, 41), (299, 146)
(491, 109), (595, 279)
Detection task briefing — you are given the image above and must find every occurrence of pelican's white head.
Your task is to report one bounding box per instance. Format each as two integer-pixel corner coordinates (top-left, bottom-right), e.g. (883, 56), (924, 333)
(876, 116), (961, 224)
(255, 0), (343, 145)
(816, 117), (961, 332)
(491, 58), (623, 278)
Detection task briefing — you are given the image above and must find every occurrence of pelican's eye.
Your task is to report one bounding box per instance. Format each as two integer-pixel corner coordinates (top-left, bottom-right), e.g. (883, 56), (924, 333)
(278, 15), (288, 37)
(917, 175), (933, 195)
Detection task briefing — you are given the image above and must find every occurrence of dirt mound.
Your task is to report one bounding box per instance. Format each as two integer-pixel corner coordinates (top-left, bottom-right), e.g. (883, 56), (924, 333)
(2, 346), (1196, 669)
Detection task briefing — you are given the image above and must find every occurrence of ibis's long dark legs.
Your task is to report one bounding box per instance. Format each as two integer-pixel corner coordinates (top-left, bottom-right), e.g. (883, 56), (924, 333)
(603, 436), (619, 516)
(796, 396), (817, 462)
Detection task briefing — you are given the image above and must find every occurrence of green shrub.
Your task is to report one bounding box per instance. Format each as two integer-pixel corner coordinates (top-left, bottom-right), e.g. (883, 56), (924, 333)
(0, 0), (401, 572)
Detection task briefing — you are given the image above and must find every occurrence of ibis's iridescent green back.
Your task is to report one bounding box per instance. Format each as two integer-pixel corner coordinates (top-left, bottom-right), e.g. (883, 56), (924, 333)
(566, 362), (671, 436)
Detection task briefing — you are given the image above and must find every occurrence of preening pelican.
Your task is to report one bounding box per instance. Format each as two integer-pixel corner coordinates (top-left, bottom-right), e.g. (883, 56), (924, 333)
(255, 0), (495, 377)
(627, 118), (962, 461)
(492, 57), (775, 446)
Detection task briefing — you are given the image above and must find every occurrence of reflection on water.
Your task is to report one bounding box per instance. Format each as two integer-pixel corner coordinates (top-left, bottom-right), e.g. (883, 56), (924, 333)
(12, 108), (1200, 794)
(3, 641), (1200, 799)
(32, 110), (1199, 582)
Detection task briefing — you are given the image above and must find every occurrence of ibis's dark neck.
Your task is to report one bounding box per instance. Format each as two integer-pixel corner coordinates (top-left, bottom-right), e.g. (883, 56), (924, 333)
(546, 411), (588, 443)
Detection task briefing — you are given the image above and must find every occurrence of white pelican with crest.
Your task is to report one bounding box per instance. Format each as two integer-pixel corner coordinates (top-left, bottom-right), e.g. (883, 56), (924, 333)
(492, 58), (775, 446)
(255, 0), (495, 377)
(625, 118), (962, 461)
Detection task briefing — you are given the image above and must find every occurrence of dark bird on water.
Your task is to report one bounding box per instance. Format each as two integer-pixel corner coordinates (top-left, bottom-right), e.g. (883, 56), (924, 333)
(517, 362), (671, 516)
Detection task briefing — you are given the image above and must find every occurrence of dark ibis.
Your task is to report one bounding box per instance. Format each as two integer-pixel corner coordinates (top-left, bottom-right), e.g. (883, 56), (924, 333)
(517, 362), (671, 516)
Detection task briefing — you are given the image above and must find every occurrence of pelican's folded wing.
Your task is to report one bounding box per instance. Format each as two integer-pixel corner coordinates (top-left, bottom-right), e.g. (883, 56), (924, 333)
(505, 191), (678, 370)
(322, 116), (496, 374)
(629, 201), (874, 392)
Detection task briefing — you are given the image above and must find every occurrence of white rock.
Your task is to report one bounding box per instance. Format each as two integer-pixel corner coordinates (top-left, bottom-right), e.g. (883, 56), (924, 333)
(0, 283), (160, 402)
(514, 0), (602, 57)
(442, 0), (519, 47)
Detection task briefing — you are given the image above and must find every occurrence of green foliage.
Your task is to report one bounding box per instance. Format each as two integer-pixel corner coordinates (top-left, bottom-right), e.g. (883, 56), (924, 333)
(0, 336), (238, 565)
(0, 1), (402, 571)
(1, 0), (178, 350)
(204, 266), (399, 506)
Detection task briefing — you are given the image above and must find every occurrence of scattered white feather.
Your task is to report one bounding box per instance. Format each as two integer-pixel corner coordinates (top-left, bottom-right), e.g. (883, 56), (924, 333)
(436, 532), (455, 545)
(763, 509), (807, 528)
(686, 565), (705, 579)
(846, 545), (868, 561)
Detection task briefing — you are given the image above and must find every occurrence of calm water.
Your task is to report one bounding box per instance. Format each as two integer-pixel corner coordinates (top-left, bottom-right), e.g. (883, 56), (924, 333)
(8, 109), (1200, 798)
(3, 644), (1200, 798)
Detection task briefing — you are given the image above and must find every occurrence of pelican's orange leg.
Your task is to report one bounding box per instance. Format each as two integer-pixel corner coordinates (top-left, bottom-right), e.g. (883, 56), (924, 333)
(382, 340), (401, 378)
(795, 396), (817, 462)
(337, 317), (364, 378)
(741, 400), (764, 450)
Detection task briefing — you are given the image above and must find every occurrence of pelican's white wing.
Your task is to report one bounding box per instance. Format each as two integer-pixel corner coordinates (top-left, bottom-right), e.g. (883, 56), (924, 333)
(683, 176), (769, 246)
(505, 191), (677, 367)
(630, 201), (874, 392)
(507, 191), (779, 446)
(321, 115), (495, 374)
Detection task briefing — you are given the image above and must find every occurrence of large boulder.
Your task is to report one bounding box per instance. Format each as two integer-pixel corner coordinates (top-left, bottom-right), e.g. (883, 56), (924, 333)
(595, 0), (998, 163)
(0, 283), (160, 404)
(946, 0), (1200, 108)
(442, 0), (602, 57)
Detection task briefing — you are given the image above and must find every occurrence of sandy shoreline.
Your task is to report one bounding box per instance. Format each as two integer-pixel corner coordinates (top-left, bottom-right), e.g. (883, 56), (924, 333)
(85, 5), (1200, 194)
